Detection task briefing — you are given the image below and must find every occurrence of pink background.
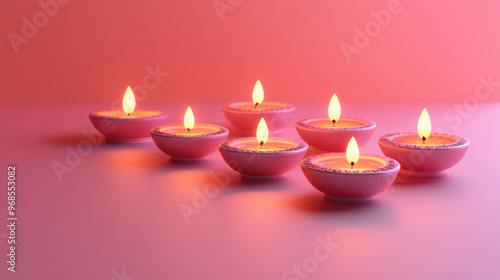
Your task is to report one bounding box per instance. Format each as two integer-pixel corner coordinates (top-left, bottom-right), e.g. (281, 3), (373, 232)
(2, 0), (500, 104)
(2, 1), (500, 279)
(1, 103), (499, 280)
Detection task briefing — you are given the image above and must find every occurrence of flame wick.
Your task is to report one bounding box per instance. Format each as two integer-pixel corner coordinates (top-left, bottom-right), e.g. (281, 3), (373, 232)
(422, 136), (426, 144)
(255, 103), (259, 109)
(187, 128), (191, 132)
(350, 162), (355, 169)
(260, 140), (264, 148)
(127, 113), (131, 117)
(332, 119), (336, 126)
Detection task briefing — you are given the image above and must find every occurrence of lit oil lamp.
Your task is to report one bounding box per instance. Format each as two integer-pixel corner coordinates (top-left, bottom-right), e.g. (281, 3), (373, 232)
(296, 93), (376, 152)
(222, 80), (295, 134)
(151, 106), (229, 160)
(219, 117), (308, 179)
(302, 137), (400, 203)
(379, 108), (470, 177)
(89, 86), (168, 143)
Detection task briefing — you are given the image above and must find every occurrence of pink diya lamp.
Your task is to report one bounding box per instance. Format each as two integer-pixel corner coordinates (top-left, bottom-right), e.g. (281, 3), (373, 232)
(301, 137), (400, 203)
(379, 108), (469, 178)
(151, 106), (229, 160)
(222, 80), (295, 134)
(296, 93), (376, 152)
(219, 117), (308, 179)
(89, 86), (168, 143)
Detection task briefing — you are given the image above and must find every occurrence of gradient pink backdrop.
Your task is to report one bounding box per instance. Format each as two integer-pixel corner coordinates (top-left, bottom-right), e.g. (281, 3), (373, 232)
(1, 0), (500, 104)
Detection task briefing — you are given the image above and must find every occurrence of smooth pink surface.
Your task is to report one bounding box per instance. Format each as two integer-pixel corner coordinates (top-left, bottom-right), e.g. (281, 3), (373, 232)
(89, 112), (168, 142)
(222, 103), (295, 134)
(219, 138), (307, 177)
(379, 134), (469, 177)
(2, 1), (500, 105)
(301, 154), (400, 202)
(296, 118), (376, 152)
(151, 125), (228, 159)
(1, 103), (498, 279)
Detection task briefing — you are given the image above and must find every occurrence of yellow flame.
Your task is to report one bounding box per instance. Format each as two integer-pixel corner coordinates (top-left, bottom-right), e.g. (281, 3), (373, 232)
(256, 117), (269, 146)
(252, 80), (264, 108)
(418, 108), (431, 142)
(346, 137), (359, 167)
(184, 106), (195, 131)
(328, 93), (341, 123)
(122, 86), (136, 115)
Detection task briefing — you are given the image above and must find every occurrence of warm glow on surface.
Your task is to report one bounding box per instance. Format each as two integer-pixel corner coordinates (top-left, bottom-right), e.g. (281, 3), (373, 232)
(252, 80), (264, 108)
(346, 137), (359, 167)
(418, 108), (431, 142)
(122, 86), (136, 115)
(256, 118), (269, 147)
(328, 93), (341, 123)
(184, 106), (195, 131)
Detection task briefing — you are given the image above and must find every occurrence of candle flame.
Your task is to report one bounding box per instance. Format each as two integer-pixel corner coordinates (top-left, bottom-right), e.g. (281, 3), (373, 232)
(346, 137), (359, 168)
(252, 80), (264, 108)
(418, 108), (431, 142)
(122, 86), (136, 115)
(184, 106), (195, 131)
(256, 117), (269, 147)
(328, 93), (341, 123)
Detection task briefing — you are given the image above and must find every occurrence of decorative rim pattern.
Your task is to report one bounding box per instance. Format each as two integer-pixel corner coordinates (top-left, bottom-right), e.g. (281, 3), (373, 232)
(151, 125), (229, 138)
(296, 117), (376, 130)
(89, 111), (167, 120)
(219, 137), (308, 154)
(222, 102), (295, 112)
(379, 132), (470, 150)
(301, 153), (400, 174)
